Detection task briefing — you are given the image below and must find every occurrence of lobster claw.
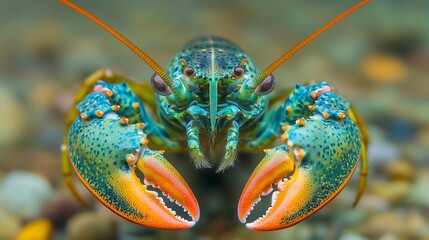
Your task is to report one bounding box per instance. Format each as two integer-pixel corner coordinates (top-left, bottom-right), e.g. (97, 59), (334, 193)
(238, 117), (361, 231)
(68, 117), (199, 230)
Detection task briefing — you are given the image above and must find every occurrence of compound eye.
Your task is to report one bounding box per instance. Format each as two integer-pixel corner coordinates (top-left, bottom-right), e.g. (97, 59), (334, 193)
(254, 74), (275, 96)
(151, 73), (172, 95)
(183, 66), (195, 76)
(233, 66), (244, 77)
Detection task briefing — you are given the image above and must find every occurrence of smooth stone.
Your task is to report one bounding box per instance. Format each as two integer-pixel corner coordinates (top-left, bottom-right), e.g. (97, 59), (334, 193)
(361, 53), (407, 83)
(42, 190), (85, 227)
(0, 85), (25, 148)
(366, 139), (400, 167)
(0, 213), (21, 240)
(66, 212), (116, 240)
(338, 232), (369, 240)
(378, 233), (400, 240)
(404, 212), (427, 239)
(384, 160), (415, 182)
(405, 173), (429, 208)
(367, 180), (410, 204)
(360, 212), (404, 238)
(0, 171), (53, 220)
(16, 218), (52, 240)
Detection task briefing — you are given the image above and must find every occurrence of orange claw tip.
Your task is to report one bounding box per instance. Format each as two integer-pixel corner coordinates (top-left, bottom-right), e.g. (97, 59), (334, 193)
(138, 152), (200, 223)
(237, 146), (294, 224)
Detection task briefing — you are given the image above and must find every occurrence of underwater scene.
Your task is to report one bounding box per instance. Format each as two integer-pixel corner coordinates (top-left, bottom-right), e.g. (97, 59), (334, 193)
(0, 0), (428, 239)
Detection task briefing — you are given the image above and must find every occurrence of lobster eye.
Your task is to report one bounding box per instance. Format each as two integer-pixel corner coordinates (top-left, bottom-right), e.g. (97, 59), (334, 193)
(151, 73), (172, 95)
(254, 74), (275, 96)
(184, 66), (194, 76)
(234, 66), (244, 77)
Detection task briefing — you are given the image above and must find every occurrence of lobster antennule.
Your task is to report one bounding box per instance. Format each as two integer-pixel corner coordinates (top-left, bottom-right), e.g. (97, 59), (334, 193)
(58, 0), (189, 103)
(239, 0), (371, 97)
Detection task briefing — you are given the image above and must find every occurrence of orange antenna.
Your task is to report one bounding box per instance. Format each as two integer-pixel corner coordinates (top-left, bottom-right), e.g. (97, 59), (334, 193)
(59, 0), (175, 87)
(244, 0), (370, 92)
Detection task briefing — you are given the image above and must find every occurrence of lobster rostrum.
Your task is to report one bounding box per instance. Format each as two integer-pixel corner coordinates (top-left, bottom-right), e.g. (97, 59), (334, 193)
(61, 0), (370, 231)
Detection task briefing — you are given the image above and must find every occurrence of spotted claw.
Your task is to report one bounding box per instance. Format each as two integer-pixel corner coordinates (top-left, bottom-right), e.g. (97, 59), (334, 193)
(65, 80), (199, 230)
(238, 116), (361, 231)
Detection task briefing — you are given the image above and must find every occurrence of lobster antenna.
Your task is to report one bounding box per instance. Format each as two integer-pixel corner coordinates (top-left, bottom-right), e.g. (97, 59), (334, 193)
(244, 0), (370, 92)
(59, 0), (176, 87)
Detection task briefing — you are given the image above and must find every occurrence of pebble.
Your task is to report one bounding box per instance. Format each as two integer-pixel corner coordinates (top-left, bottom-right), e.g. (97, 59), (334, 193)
(16, 218), (52, 240)
(367, 180), (410, 205)
(0, 85), (25, 148)
(42, 190), (85, 227)
(384, 160), (415, 182)
(66, 212), (116, 240)
(0, 213), (21, 240)
(361, 53), (408, 84)
(338, 232), (369, 240)
(360, 212), (404, 238)
(0, 171), (53, 220)
(405, 173), (429, 208)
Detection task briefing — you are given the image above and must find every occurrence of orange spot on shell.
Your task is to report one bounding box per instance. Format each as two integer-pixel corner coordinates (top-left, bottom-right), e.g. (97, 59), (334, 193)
(137, 122), (144, 129)
(93, 85), (103, 92)
(281, 125), (288, 131)
(294, 148), (307, 163)
(308, 105), (315, 111)
(120, 117), (129, 124)
(95, 110), (103, 117)
(295, 118), (305, 126)
(286, 106), (292, 113)
(111, 105), (120, 111)
(126, 154), (136, 165)
(80, 113), (87, 120)
(104, 89), (113, 98)
(310, 92), (317, 99)
(280, 133), (288, 141)
(132, 102), (139, 109)
(322, 112), (330, 119)
(263, 149), (269, 153)
(287, 139), (294, 148)
(338, 112), (346, 119)
(140, 137), (149, 145)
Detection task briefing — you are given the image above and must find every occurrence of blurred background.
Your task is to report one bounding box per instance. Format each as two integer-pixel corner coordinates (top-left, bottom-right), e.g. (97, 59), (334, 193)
(0, 0), (428, 239)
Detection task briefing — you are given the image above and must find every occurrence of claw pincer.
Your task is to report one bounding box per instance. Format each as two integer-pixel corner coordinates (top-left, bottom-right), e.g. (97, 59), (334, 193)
(238, 83), (361, 231)
(67, 81), (199, 230)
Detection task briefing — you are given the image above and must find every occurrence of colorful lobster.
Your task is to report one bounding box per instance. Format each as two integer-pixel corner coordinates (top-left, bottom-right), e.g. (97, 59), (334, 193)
(60, 0), (369, 231)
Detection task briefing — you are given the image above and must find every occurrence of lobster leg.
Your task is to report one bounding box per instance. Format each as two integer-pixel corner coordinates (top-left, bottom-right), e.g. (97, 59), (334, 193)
(186, 120), (211, 169)
(347, 106), (369, 207)
(218, 120), (240, 172)
(65, 76), (199, 229)
(238, 83), (363, 231)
